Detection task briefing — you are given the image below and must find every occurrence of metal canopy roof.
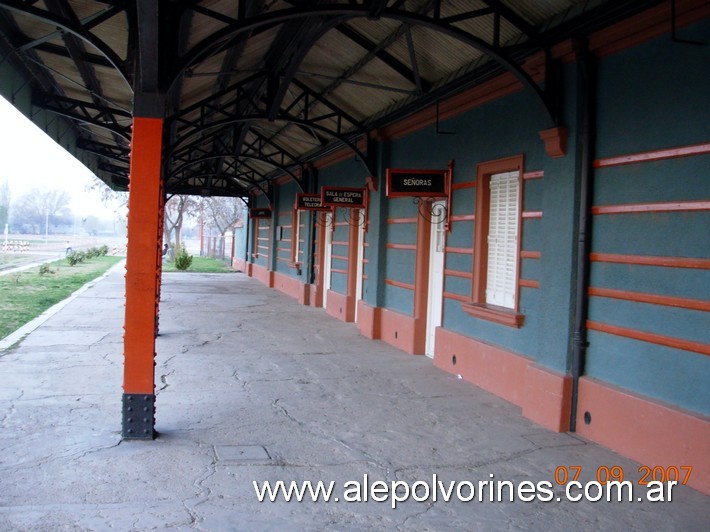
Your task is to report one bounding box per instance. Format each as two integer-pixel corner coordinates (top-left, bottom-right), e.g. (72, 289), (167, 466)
(0, 0), (662, 198)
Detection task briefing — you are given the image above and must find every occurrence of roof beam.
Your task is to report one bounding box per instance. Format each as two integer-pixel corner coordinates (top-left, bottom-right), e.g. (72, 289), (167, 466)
(174, 4), (555, 127)
(479, 1), (539, 42)
(0, 0), (129, 85)
(33, 91), (131, 140)
(334, 23), (431, 92)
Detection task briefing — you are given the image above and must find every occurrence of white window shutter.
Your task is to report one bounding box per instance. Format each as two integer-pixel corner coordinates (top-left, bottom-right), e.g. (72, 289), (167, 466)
(486, 171), (520, 309)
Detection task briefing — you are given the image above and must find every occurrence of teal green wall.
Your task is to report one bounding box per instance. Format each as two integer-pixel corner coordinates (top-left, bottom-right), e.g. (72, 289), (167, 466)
(250, 194), (271, 269)
(318, 157), (369, 296)
(586, 20), (710, 415)
(252, 19), (709, 416)
(383, 87), (577, 373)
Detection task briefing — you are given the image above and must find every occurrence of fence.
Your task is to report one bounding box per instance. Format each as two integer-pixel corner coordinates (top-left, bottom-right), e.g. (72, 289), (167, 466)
(201, 234), (234, 261)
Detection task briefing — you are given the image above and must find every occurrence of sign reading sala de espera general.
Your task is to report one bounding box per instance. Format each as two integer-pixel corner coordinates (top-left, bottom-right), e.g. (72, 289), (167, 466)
(386, 168), (449, 198)
(321, 187), (366, 208)
(296, 193), (330, 211)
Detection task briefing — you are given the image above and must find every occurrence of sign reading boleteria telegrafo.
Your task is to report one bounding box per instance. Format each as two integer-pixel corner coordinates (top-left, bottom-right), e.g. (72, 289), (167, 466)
(295, 193), (330, 211)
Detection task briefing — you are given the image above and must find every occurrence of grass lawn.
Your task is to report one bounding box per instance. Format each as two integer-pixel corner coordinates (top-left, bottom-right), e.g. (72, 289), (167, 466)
(162, 256), (234, 273)
(0, 255), (122, 340)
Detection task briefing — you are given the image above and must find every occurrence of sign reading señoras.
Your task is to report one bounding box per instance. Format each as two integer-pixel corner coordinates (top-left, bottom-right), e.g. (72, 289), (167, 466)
(386, 168), (449, 198)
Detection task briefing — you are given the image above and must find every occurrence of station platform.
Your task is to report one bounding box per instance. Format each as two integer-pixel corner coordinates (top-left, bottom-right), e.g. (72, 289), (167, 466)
(1, 267), (707, 530)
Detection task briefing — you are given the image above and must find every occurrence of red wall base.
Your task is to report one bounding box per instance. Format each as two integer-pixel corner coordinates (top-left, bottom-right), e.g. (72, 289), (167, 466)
(273, 271), (308, 305)
(356, 300), (381, 339)
(233, 257), (247, 272)
(378, 307), (421, 355)
(325, 290), (355, 322)
(309, 284), (323, 308)
(434, 328), (571, 432)
(576, 377), (710, 495)
(250, 263), (274, 287)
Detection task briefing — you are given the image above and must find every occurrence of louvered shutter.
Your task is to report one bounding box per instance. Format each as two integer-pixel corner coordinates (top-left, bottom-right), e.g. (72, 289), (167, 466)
(486, 171), (520, 309)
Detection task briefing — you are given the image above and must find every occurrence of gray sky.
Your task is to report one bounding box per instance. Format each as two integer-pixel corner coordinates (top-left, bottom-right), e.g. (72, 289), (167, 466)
(0, 95), (124, 219)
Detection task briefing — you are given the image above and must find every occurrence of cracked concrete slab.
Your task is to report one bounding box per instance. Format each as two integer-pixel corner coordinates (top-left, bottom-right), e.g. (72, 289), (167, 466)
(0, 268), (707, 530)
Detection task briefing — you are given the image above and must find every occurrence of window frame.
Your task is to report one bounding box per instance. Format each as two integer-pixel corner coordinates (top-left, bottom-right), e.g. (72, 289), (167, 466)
(461, 154), (525, 328)
(288, 208), (302, 269)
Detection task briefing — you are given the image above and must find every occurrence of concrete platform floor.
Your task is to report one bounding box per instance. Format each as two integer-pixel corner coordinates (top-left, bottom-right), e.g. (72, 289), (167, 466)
(1, 267), (707, 531)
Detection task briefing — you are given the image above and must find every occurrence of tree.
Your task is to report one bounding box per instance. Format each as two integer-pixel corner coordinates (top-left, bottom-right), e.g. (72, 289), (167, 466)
(164, 195), (199, 247)
(11, 188), (71, 233)
(200, 197), (246, 259)
(0, 180), (10, 229)
(202, 197), (245, 236)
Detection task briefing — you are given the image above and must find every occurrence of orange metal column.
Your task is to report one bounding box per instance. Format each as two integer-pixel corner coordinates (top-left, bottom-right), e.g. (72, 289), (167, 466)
(122, 116), (164, 439)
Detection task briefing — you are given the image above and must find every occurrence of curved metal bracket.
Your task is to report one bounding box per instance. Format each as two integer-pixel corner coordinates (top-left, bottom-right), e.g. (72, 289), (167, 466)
(414, 197), (447, 226)
(341, 207), (367, 228)
(167, 115), (374, 177)
(170, 154), (300, 185)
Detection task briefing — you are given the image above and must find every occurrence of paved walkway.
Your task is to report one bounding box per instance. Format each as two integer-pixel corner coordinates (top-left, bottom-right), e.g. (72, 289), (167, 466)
(0, 269), (707, 531)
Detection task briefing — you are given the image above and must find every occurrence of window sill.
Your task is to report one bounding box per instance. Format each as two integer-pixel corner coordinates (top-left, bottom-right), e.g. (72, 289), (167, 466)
(461, 302), (524, 328)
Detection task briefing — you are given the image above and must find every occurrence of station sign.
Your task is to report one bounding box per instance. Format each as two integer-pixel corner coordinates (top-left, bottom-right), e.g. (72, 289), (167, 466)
(295, 193), (330, 211)
(386, 168), (449, 198)
(321, 187), (366, 208)
(249, 208), (272, 219)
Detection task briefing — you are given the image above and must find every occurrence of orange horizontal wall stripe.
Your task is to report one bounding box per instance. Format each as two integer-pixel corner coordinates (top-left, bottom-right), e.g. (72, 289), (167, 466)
(522, 211), (543, 219)
(445, 269), (473, 279)
(387, 243), (417, 250)
(444, 291), (469, 302)
(450, 214), (475, 222)
(334, 221), (349, 226)
(386, 279), (415, 291)
(452, 181), (476, 190)
(589, 287), (710, 312)
(587, 321), (710, 356)
(331, 254), (348, 261)
(519, 279), (540, 289)
(594, 141), (710, 168)
(331, 268), (348, 275)
(388, 217), (418, 224)
(523, 171), (544, 180)
(590, 253), (710, 269)
(592, 200), (710, 215)
(520, 250), (541, 259)
(446, 247), (474, 255)
(332, 240), (349, 246)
